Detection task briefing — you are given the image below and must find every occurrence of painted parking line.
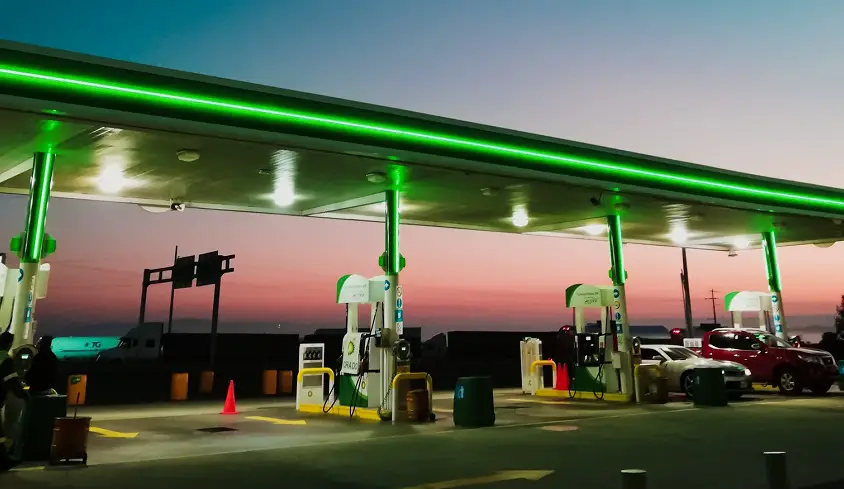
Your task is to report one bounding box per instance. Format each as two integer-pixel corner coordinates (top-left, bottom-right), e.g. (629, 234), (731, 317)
(90, 426), (139, 439)
(245, 416), (307, 426)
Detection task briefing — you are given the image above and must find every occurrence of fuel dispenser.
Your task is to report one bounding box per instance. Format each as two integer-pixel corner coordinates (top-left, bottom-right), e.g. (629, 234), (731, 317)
(565, 284), (634, 398)
(334, 274), (389, 414)
(296, 343), (327, 411)
(0, 261), (51, 372)
(724, 291), (772, 332)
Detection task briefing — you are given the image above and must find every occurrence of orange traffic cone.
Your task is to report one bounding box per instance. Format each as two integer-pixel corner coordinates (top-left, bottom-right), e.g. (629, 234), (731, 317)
(555, 363), (570, 391)
(221, 380), (238, 415)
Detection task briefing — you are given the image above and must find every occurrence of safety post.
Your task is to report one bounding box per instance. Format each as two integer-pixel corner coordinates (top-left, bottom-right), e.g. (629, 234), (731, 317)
(621, 469), (647, 489)
(296, 367), (335, 411)
(529, 360), (557, 393)
(762, 231), (789, 341)
(390, 372), (432, 423)
(764, 452), (789, 489)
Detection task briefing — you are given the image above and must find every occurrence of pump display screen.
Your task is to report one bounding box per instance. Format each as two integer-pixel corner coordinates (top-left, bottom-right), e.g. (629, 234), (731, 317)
(576, 333), (601, 366)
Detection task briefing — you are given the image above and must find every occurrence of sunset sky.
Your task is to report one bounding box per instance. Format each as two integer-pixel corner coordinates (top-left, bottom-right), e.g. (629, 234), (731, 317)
(2, 1), (844, 339)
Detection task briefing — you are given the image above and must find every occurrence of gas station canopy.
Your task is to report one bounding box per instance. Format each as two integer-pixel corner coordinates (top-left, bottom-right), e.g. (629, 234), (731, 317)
(2, 41), (844, 251)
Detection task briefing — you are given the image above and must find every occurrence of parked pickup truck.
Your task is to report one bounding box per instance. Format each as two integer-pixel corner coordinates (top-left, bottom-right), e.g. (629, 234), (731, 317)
(697, 329), (838, 395)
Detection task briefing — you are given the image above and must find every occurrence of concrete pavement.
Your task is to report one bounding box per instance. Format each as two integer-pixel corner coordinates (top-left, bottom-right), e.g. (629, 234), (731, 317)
(6, 390), (844, 488)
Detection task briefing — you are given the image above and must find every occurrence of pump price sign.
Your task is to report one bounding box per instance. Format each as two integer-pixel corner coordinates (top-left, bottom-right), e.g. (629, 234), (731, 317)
(395, 285), (404, 335)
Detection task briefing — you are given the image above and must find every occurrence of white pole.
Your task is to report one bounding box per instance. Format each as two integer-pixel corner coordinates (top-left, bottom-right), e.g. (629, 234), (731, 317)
(621, 469), (647, 489)
(764, 452), (789, 489)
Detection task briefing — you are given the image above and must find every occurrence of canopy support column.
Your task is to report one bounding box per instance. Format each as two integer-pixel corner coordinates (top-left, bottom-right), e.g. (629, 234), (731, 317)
(762, 230), (789, 340)
(607, 214), (633, 396)
(9, 151), (56, 349)
(380, 188), (401, 413)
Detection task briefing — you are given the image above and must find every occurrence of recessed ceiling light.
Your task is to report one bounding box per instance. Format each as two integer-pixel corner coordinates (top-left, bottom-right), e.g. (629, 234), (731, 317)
(176, 149), (200, 162)
(733, 237), (751, 249)
(582, 224), (606, 235)
(97, 166), (126, 193)
(668, 227), (688, 245)
(366, 172), (387, 184)
(511, 207), (529, 228)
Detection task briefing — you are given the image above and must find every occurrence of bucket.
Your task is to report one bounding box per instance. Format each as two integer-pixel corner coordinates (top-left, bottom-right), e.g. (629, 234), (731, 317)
(406, 389), (430, 422)
(50, 416), (91, 465)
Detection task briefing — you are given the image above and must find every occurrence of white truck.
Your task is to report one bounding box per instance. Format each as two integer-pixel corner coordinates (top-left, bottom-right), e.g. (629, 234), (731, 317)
(96, 323), (164, 363)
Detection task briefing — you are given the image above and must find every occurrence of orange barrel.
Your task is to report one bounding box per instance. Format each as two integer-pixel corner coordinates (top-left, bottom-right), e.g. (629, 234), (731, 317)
(50, 416), (91, 465)
(262, 370), (278, 396)
(170, 373), (189, 401)
(199, 371), (214, 394)
(278, 370), (293, 394)
(67, 375), (87, 406)
(406, 389), (430, 422)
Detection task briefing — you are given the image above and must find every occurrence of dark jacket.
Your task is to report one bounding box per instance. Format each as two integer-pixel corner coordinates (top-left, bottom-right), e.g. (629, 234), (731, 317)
(26, 341), (58, 393)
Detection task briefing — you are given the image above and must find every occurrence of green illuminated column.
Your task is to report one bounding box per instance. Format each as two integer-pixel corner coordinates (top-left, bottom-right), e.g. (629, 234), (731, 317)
(9, 152), (56, 348)
(762, 230), (789, 340)
(607, 214), (634, 396)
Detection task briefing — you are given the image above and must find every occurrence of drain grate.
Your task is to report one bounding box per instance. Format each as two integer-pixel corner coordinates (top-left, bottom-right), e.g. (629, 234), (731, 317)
(196, 427), (238, 434)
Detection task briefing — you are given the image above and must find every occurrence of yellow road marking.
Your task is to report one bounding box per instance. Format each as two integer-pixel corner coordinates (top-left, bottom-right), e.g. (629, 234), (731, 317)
(89, 426), (139, 439)
(245, 416), (307, 426)
(402, 470), (553, 489)
(506, 398), (572, 405)
(10, 465), (46, 472)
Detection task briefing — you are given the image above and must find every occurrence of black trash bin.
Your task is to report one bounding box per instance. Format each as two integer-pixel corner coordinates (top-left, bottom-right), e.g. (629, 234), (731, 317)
(453, 376), (495, 427)
(15, 394), (68, 461)
(694, 367), (727, 407)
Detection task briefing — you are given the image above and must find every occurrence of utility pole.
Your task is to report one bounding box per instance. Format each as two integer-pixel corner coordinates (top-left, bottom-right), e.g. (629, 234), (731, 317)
(167, 245), (178, 334)
(680, 248), (694, 337)
(705, 289), (719, 325)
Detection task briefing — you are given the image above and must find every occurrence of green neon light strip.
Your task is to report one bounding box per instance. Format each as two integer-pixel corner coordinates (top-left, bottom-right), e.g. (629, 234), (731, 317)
(385, 190), (400, 275)
(1, 66), (843, 211)
(23, 151), (55, 263)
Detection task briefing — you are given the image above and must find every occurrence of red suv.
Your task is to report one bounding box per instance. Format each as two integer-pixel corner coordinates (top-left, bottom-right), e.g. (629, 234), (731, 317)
(699, 329), (838, 395)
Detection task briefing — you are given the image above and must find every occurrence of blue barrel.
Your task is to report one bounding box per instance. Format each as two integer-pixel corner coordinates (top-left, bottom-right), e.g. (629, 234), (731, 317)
(453, 376), (495, 427)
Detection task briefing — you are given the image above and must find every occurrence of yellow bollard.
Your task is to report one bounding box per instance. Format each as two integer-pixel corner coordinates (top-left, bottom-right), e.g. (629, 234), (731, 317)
(170, 373), (189, 401)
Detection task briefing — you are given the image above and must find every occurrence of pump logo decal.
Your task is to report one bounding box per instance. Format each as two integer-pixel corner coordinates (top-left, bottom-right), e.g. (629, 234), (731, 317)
(347, 341), (355, 356)
(17, 269), (23, 283)
(384, 280), (390, 291)
(613, 288), (620, 299)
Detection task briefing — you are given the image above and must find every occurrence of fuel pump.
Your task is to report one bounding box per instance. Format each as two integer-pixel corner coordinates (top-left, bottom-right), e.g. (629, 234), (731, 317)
(335, 274), (384, 415)
(724, 291), (772, 332)
(565, 284), (633, 398)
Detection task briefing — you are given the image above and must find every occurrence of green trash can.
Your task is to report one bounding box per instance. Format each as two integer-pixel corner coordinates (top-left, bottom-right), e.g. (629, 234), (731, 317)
(693, 367), (727, 407)
(837, 360), (844, 391)
(453, 376), (495, 428)
(14, 394), (68, 461)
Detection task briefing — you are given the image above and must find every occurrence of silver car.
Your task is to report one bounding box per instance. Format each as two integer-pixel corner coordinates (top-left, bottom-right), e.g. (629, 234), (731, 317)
(640, 344), (753, 398)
